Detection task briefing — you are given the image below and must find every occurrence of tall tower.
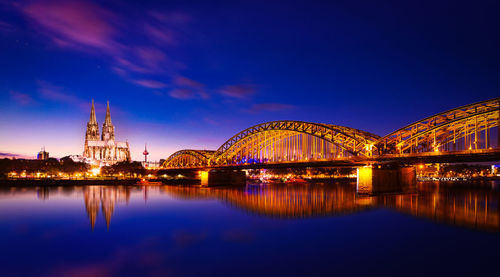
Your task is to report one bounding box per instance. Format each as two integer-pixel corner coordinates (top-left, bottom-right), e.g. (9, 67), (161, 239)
(85, 99), (100, 141)
(143, 144), (149, 163)
(101, 101), (115, 141)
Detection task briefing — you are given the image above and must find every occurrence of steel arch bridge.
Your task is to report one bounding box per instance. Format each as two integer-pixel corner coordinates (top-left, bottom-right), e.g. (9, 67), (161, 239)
(162, 98), (500, 168)
(210, 121), (380, 165)
(162, 150), (215, 168)
(375, 98), (500, 155)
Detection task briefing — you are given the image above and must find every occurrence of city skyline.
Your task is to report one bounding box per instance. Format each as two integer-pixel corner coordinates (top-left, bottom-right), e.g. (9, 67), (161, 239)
(1, 0), (499, 160)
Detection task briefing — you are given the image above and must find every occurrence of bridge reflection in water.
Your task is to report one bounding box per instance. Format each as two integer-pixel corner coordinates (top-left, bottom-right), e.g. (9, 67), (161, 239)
(2, 182), (498, 232)
(161, 183), (500, 231)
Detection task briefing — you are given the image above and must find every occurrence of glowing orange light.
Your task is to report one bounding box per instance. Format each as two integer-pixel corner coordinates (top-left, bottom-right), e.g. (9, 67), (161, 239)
(90, 168), (100, 175)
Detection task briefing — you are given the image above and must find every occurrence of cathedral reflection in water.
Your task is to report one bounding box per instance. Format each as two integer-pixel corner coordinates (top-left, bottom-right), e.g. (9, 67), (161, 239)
(3, 182), (499, 232)
(83, 186), (131, 230)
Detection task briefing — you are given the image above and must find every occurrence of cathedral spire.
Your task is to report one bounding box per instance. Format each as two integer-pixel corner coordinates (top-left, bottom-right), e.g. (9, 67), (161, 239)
(101, 101), (115, 141)
(104, 101), (112, 125)
(85, 99), (100, 144)
(89, 99), (97, 124)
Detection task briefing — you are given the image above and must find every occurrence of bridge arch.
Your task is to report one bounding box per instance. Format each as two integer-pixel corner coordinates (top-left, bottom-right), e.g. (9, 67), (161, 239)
(162, 149), (215, 168)
(210, 120), (380, 165)
(375, 97), (500, 154)
(161, 99), (499, 169)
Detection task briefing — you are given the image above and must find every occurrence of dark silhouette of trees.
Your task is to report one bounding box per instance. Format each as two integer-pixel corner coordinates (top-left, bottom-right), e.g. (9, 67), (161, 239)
(101, 161), (145, 177)
(60, 159), (89, 176)
(0, 158), (89, 178)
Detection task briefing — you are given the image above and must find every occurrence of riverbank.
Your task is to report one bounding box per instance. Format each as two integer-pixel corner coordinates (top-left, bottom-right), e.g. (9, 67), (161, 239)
(0, 178), (141, 186)
(0, 177), (203, 187)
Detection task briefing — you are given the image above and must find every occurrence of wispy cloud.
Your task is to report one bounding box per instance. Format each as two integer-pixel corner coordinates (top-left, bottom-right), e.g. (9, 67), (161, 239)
(248, 103), (296, 113)
(20, 0), (121, 53)
(11, 1), (254, 105)
(168, 88), (198, 100)
(14, 0), (193, 90)
(37, 80), (79, 103)
(144, 24), (177, 45)
(174, 76), (203, 88)
(36, 80), (111, 114)
(168, 75), (208, 100)
(9, 90), (34, 105)
(133, 79), (168, 89)
(144, 11), (191, 46)
(133, 46), (169, 73)
(219, 84), (256, 99)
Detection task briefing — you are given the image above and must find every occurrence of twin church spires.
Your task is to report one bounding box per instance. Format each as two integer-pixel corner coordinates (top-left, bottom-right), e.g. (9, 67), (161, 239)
(83, 100), (131, 163)
(86, 99), (115, 142)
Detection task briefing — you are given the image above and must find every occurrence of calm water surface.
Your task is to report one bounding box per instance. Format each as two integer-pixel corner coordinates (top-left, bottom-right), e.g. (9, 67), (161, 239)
(1, 181), (499, 276)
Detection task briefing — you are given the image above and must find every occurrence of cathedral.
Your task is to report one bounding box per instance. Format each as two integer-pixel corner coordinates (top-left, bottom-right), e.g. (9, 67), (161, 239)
(83, 100), (131, 164)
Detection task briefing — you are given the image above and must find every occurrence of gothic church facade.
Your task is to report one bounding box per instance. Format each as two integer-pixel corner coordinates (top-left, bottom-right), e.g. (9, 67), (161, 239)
(83, 100), (131, 164)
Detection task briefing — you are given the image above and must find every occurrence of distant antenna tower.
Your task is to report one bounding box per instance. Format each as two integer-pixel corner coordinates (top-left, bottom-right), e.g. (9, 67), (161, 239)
(143, 144), (149, 163)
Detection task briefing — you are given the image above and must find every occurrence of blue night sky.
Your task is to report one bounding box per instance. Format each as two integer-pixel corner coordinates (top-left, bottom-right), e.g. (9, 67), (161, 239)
(0, 0), (499, 160)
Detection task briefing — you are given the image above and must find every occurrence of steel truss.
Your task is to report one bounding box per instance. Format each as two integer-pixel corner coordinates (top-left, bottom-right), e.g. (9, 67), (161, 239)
(162, 149), (215, 168)
(162, 98), (500, 168)
(376, 98), (499, 154)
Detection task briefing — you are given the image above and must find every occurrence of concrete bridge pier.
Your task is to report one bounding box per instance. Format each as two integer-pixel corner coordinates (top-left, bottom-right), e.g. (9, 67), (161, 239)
(201, 169), (246, 187)
(357, 166), (416, 195)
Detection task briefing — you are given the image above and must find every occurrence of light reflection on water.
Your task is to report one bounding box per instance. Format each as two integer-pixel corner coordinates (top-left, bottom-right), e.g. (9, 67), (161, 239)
(0, 181), (499, 276)
(4, 181), (498, 231)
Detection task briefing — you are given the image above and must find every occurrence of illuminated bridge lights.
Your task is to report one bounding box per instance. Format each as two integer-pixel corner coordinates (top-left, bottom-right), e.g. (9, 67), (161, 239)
(162, 150), (216, 168)
(162, 98), (500, 168)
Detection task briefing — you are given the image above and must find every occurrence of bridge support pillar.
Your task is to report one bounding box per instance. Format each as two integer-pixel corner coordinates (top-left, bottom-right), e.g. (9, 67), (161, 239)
(201, 170), (246, 187)
(357, 166), (416, 195)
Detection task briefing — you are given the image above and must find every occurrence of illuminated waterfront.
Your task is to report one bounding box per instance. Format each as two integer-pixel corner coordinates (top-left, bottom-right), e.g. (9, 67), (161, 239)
(1, 181), (499, 276)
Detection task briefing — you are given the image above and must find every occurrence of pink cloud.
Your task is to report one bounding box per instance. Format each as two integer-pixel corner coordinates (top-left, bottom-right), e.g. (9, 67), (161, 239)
(144, 24), (177, 45)
(20, 0), (121, 53)
(16, 1), (178, 79)
(198, 90), (210, 99)
(9, 90), (34, 105)
(114, 47), (170, 74)
(111, 66), (128, 77)
(219, 84), (256, 99)
(174, 76), (203, 88)
(133, 79), (168, 89)
(167, 75), (209, 100)
(248, 103), (296, 113)
(144, 11), (191, 46)
(115, 58), (151, 74)
(135, 47), (167, 68)
(169, 88), (196, 99)
(37, 80), (81, 103)
(36, 80), (107, 114)
(14, 1), (193, 91)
